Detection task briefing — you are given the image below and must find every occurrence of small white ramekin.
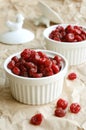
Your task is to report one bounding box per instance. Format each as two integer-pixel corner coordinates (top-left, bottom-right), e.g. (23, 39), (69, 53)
(43, 24), (86, 65)
(4, 49), (68, 105)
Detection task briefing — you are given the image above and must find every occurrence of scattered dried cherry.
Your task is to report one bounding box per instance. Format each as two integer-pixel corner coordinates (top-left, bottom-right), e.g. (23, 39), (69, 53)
(54, 98), (81, 118)
(30, 113), (43, 125)
(70, 103), (81, 114)
(68, 72), (77, 80)
(56, 98), (68, 109)
(54, 107), (66, 117)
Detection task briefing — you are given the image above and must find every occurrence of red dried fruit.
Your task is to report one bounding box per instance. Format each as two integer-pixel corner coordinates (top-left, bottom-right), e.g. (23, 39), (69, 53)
(57, 26), (64, 31)
(56, 98), (68, 109)
(12, 67), (20, 75)
(37, 51), (47, 58)
(74, 35), (83, 42)
(7, 60), (15, 70)
(30, 113), (43, 125)
(31, 73), (43, 78)
(21, 49), (31, 60)
(7, 49), (62, 78)
(74, 28), (81, 35)
(44, 58), (52, 67)
(19, 58), (25, 65)
(19, 64), (27, 72)
(20, 71), (28, 77)
(52, 64), (60, 74)
(49, 25), (86, 42)
(65, 25), (74, 33)
(68, 72), (77, 80)
(37, 57), (47, 65)
(54, 107), (66, 117)
(29, 67), (37, 77)
(11, 56), (19, 63)
(70, 103), (81, 114)
(65, 33), (75, 42)
(81, 34), (86, 40)
(25, 62), (36, 69)
(54, 55), (62, 64)
(53, 37), (61, 41)
(44, 67), (54, 76)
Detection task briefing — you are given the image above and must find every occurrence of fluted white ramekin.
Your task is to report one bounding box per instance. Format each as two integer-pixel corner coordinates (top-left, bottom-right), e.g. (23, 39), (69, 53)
(4, 49), (68, 105)
(43, 24), (86, 65)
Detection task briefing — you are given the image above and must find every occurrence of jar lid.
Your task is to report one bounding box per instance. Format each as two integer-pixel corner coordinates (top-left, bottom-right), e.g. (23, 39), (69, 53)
(0, 14), (34, 44)
(0, 29), (34, 44)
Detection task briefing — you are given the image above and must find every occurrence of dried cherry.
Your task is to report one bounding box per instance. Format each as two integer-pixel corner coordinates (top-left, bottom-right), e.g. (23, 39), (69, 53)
(49, 25), (86, 42)
(56, 98), (68, 109)
(68, 72), (77, 80)
(54, 107), (66, 117)
(7, 49), (62, 78)
(7, 60), (15, 70)
(12, 66), (20, 75)
(30, 113), (43, 125)
(70, 103), (81, 114)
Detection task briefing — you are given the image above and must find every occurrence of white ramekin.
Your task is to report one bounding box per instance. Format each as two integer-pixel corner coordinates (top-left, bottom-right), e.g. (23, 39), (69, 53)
(4, 49), (68, 105)
(43, 24), (86, 65)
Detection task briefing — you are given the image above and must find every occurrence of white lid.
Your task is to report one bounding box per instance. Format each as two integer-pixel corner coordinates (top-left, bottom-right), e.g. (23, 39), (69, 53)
(0, 13), (34, 44)
(0, 29), (34, 44)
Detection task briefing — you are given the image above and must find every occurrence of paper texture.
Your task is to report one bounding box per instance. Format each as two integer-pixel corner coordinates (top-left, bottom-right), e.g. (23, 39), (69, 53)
(0, 0), (86, 130)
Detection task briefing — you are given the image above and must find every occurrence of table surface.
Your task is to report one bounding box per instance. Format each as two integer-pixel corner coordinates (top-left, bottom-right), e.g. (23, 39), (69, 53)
(0, 0), (86, 130)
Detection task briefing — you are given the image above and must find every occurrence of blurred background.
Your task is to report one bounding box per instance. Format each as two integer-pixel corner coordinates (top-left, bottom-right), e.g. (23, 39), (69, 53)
(0, 0), (86, 32)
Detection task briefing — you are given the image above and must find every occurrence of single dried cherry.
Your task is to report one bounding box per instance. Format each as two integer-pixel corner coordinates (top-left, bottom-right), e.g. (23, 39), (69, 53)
(54, 107), (66, 117)
(65, 33), (75, 42)
(68, 72), (77, 80)
(12, 66), (20, 75)
(56, 98), (68, 109)
(21, 48), (31, 60)
(30, 113), (43, 125)
(12, 56), (19, 63)
(52, 64), (60, 74)
(44, 67), (54, 76)
(65, 25), (74, 33)
(7, 60), (15, 70)
(70, 103), (81, 114)
(54, 55), (62, 64)
(74, 35), (82, 42)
